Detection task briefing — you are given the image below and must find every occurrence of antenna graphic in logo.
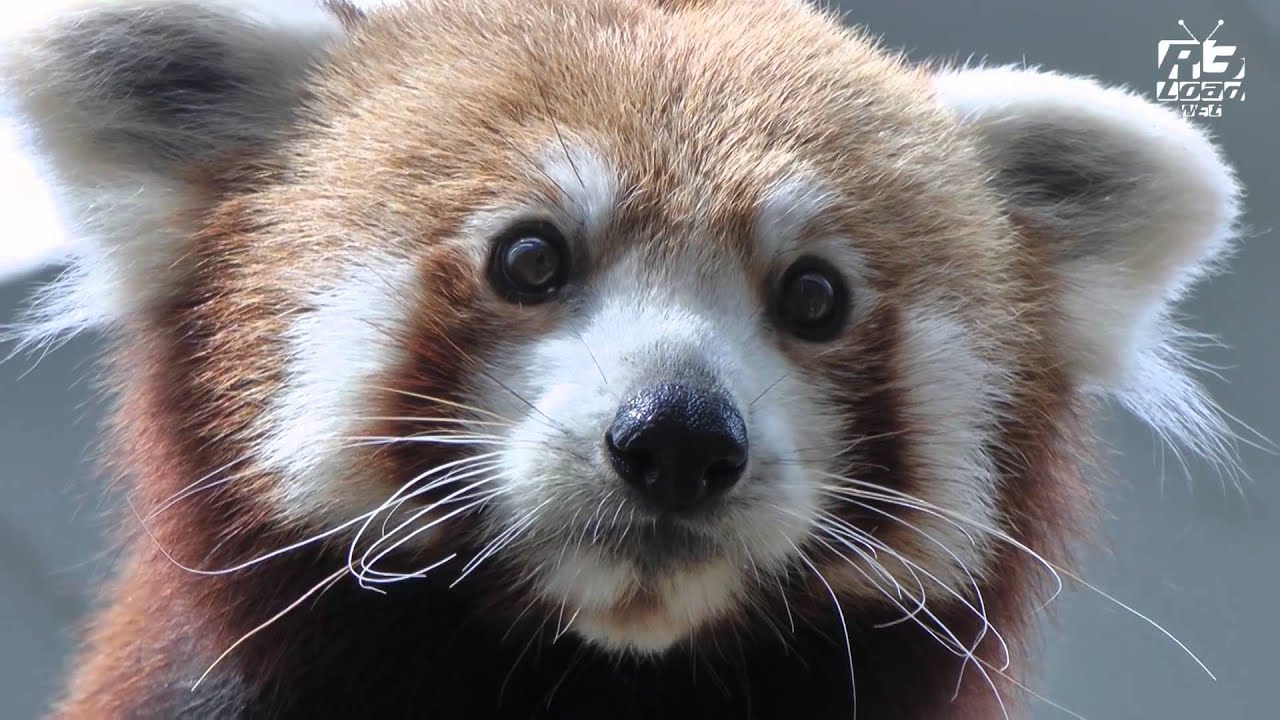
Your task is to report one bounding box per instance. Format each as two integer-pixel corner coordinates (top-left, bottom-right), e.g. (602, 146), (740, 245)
(1156, 19), (1245, 118)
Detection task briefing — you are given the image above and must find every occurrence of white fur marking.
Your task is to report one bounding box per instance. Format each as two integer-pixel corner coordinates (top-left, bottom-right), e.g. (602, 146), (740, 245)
(539, 141), (618, 238)
(892, 304), (1004, 588)
(754, 173), (836, 258)
(489, 249), (824, 652)
(547, 550), (740, 655)
(262, 256), (415, 521)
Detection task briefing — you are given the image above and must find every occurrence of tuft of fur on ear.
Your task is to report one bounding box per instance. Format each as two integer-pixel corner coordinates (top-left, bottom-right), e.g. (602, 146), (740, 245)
(1, 0), (344, 344)
(933, 66), (1244, 465)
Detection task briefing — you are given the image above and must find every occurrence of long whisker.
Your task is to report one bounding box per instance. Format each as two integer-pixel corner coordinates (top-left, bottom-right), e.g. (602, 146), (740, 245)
(371, 386), (521, 425)
(452, 497), (552, 587)
(554, 605), (583, 644)
(383, 459), (504, 531)
(749, 372), (790, 408)
(134, 447), (504, 578)
(760, 429), (910, 467)
(192, 565), (350, 691)
(347, 416), (517, 428)
(145, 429), (483, 521)
(340, 434), (507, 447)
(816, 471), (1041, 592)
(131, 495), (379, 576)
(824, 493), (1043, 686)
(356, 494), (502, 585)
(813, 495), (1009, 672)
(789, 538), (857, 719)
(357, 483), (507, 583)
(417, 333), (573, 439)
(815, 516), (912, 599)
(138, 435), (504, 526)
(143, 458), (251, 521)
(772, 569), (796, 634)
(359, 541), (464, 587)
(819, 472), (1216, 680)
(344, 452), (506, 577)
(805, 529), (1008, 719)
(816, 506), (1012, 677)
(973, 655), (1087, 720)
(571, 328), (610, 387)
(811, 513), (927, 619)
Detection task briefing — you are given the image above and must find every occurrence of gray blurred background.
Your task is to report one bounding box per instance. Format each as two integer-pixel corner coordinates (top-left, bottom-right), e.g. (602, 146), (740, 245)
(1, 0), (1276, 718)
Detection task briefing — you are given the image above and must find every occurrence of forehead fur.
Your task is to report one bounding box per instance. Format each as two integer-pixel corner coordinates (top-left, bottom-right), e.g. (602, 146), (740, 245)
(275, 0), (1012, 287)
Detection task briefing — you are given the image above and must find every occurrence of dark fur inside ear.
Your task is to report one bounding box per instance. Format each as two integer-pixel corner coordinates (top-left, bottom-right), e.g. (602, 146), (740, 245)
(990, 124), (1147, 252)
(1, 1), (345, 340)
(48, 11), (258, 166)
(934, 68), (1238, 289)
(17, 2), (343, 172)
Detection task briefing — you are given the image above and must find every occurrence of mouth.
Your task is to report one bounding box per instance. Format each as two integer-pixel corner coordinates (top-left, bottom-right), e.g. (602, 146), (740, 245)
(565, 558), (741, 655)
(540, 536), (743, 655)
(610, 516), (725, 569)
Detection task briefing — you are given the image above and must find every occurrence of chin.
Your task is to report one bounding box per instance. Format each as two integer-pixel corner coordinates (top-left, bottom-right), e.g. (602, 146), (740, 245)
(544, 552), (743, 655)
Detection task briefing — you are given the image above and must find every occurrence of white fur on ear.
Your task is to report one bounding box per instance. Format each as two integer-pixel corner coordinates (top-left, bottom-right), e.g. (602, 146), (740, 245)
(933, 66), (1243, 461)
(1, 0), (344, 342)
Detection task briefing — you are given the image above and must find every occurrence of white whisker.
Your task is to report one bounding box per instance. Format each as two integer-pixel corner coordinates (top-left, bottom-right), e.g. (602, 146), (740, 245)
(357, 487), (507, 584)
(818, 472), (1215, 680)
(192, 565), (349, 691)
(790, 537), (857, 720)
(143, 459), (252, 522)
(452, 498), (552, 588)
(816, 497), (1012, 673)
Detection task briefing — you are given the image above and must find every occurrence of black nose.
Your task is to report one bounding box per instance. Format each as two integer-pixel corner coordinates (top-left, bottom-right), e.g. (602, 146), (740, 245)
(605, 383), (748, 512)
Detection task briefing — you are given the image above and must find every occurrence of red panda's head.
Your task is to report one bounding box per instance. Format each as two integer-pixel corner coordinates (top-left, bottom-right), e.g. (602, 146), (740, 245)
(3, 0), (1240, 709)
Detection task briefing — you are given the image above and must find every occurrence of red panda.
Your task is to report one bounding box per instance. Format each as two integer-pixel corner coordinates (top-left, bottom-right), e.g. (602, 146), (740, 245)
(1, 0), (1241, 718)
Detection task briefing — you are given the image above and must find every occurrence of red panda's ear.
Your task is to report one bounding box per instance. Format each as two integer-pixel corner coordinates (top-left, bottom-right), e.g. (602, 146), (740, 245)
(933, 66), (1242, 458)
(2, 0), (347, 342)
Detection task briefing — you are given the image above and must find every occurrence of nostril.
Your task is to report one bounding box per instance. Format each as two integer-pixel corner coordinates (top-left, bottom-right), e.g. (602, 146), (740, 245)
(606, 429), (656, 487)
(704, 459), (745, 496)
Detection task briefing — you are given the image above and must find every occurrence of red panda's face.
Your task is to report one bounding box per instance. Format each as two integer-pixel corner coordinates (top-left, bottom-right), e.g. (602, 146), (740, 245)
(239, 0), (1035, 653)
(5, 0), (1239, 663)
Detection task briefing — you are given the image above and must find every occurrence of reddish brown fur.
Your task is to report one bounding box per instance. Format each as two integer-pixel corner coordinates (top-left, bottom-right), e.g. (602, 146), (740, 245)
(47, 1), (1112, 718)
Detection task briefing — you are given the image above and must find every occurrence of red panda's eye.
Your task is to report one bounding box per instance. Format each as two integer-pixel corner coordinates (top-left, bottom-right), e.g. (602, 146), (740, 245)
(489, 221), (570, 303)
(773, 256), (850, 341)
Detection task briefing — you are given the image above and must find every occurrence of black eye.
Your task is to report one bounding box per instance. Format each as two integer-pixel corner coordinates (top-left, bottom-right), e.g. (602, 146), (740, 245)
(773, 256), (850, 341)
(489, 221), (570, 303)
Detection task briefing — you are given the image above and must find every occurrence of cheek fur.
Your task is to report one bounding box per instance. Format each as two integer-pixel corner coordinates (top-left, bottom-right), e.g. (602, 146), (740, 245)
(256, 240), (512, 540)
(373, 246), (519, 533)
(259, 255), (418, 524)
(811, 299), (1009, 600)
(247, 224), (1017, 653)
(885, 303), (1006, 584)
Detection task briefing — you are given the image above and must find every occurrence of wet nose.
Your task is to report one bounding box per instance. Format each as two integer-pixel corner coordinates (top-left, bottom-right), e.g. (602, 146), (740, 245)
(605, 383), (748, 512)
